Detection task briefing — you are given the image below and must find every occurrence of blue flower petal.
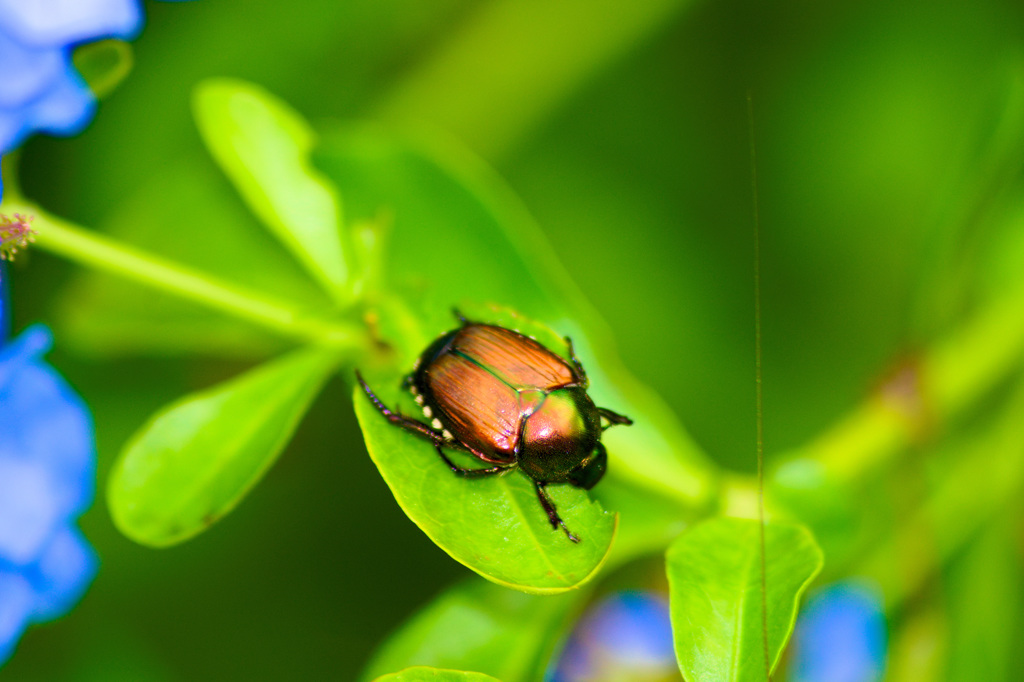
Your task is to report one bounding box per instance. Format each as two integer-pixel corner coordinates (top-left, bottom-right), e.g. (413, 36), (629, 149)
(0, 324), (52, 373)
(0, 115), (29, 154)
(0, 571), (33, 667)
(0, 0), (142, 48)
(583, 593), (675, 667)
(26, 525), (98, 622)
(0, 457), (67, 566)
(548, 591), (676, 682)
(0, 30), (63, 109)
(0, 318), (97, 669)
(24, 67), (96, 137)
(0, 325), (95, 515)
(0, 275), (97, 670)
(789, 580), (887, 682)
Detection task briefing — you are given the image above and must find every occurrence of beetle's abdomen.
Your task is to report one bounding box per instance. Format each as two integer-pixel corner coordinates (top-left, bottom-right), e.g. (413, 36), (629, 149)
(451, 325), (577, 390)
(422, 352), (520, 462)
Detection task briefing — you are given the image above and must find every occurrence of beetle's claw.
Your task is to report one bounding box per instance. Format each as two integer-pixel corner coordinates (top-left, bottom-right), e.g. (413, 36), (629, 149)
(548, 514), (581, 543)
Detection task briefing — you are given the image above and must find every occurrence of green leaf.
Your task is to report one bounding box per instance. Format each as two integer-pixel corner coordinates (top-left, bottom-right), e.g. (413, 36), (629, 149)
(193, 78), (350, 301)
(354, 371), (616, 593)
(361, 578), (582, 682)
(665, 517), (823, 681)
(372, 668), (502, 682)
(109, 346), (341, 546)
(313, 125), (718, 510)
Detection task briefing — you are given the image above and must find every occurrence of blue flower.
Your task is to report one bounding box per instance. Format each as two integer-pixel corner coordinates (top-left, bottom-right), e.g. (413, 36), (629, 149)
(0, 0), (195, 200)
(0, 266), (98, 667)
(0, 0), (142, 155)
(548, 591), (677, 682)
(789, 580), (888, 682)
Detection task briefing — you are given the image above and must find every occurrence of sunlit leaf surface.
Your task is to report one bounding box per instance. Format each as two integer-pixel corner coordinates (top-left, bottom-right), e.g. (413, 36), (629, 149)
(361, 577), (580, 682)
(372, 667), (502, 682)
(354, 369), (616, 592)
(193, 78), (350, 301)
(666, 517), (823, 681)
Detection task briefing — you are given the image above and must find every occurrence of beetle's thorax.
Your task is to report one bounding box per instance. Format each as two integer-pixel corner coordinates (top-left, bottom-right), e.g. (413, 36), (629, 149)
(517, 387), (601, 482)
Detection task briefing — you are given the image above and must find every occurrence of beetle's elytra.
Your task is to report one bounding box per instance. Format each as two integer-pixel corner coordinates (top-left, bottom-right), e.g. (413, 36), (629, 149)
(356, 311), (632, 543)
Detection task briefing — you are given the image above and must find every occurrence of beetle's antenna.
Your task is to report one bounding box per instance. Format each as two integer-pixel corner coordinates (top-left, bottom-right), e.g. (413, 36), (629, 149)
(748, 90), (772, 682)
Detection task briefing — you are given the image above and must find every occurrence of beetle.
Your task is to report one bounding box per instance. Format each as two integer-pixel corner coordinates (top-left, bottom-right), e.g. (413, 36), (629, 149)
(356, 311), (632, 543)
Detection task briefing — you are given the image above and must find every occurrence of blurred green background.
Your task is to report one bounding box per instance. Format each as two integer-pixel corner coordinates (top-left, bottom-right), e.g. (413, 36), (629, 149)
(6, 0), (1024, 678)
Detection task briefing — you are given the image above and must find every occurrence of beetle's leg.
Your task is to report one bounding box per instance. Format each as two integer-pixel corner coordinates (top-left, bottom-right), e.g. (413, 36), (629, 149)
(433, 442), (513, 477)
(356, 371), (446, 444)
(564, 336), (589, 387)
(452, 308), (471, 326)
(534, 481), (580, 543)
(567, 442), (607, 490)
(598, 407), (633, 429)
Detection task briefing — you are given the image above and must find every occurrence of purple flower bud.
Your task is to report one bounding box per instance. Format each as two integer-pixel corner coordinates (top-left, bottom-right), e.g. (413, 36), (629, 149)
(0, 214), (36, 262)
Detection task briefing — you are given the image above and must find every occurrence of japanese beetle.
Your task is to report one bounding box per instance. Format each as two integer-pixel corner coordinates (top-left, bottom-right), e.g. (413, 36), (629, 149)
(356, 311), (632, 543)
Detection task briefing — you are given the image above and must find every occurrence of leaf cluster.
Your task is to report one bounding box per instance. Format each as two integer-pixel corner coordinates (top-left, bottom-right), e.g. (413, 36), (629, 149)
(15, 80), (824, 680)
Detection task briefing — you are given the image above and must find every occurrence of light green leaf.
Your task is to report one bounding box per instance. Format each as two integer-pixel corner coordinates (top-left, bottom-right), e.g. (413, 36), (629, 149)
(109, 346), (341, 546)
(354, 365), (616, 592)
(361, 578), (582, 682)
(372, 668), (502, 682)
(666, 517), (823, 681)
(193, 78), (350, 301)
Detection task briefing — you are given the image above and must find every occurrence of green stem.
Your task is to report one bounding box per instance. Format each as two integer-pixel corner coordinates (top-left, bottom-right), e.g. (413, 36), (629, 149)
(774, 275), (1024, 483)
(1, 152), (22, 201)
(9, 203), (367, 351)
(856, 376), (1024, 610)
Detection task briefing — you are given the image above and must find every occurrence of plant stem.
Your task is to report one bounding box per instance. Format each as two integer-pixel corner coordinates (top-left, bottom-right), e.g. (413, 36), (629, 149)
(9, 203), (367, 351)
(775, 275), (1024, 483)
(856, 376), (1024, 610)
